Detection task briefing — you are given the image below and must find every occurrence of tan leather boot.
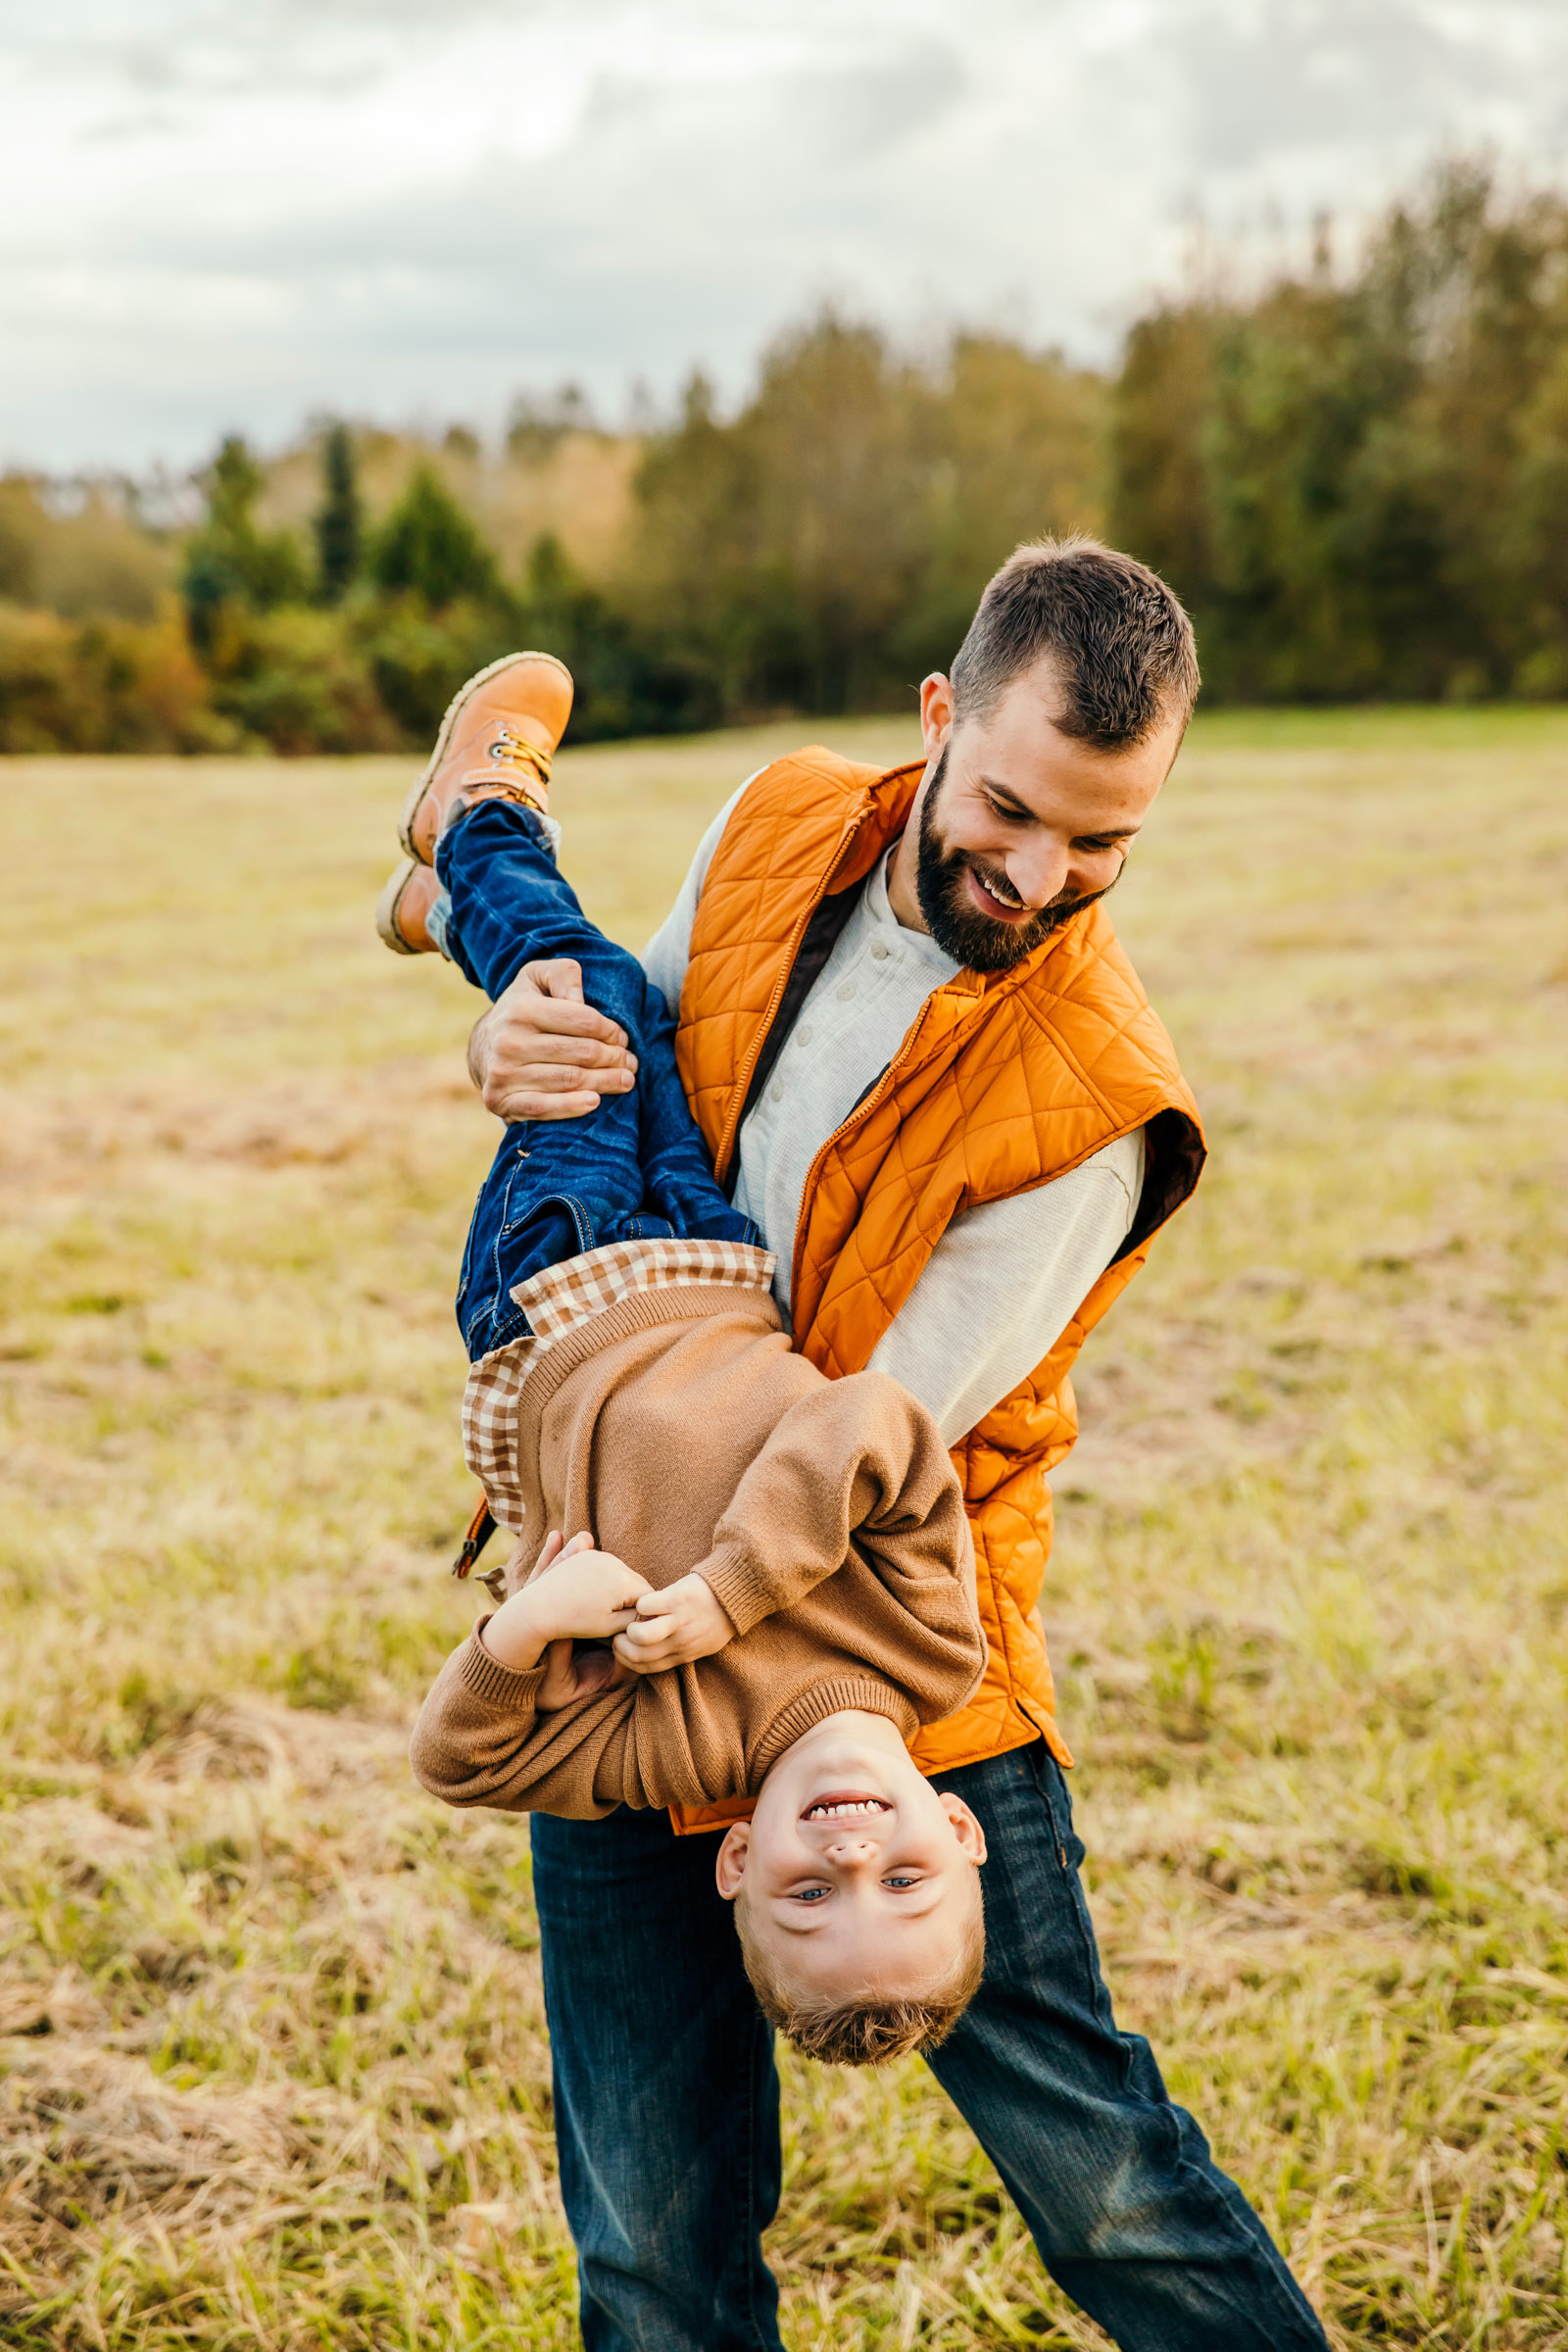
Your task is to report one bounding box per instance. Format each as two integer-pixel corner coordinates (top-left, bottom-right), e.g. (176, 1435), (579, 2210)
(398, 650), (574, 864)
(375, 858), (443, 955)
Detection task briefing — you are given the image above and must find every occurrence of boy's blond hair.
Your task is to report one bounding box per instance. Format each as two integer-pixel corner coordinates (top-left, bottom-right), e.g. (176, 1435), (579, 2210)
(733, 1884), (986, 2067)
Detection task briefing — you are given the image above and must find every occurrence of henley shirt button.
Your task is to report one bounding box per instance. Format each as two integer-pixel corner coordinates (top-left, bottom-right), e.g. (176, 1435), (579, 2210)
(869, 941), (890, 959)
(796, 1025), (813, 1047)
(769, 1080), (783, 1103)
(836, 980), (857, 1000)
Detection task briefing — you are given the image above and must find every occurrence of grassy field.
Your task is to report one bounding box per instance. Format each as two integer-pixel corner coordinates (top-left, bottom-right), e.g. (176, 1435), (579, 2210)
(1, 709), (1565, 2349)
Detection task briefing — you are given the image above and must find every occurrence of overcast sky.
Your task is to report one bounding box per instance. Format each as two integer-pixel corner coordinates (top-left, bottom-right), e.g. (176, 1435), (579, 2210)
(7, 0), (1568, 472)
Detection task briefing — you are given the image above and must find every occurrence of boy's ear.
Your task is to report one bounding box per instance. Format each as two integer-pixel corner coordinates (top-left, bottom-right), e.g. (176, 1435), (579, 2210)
(714, 1822), (751, 1900)
(938, 1790), (988, 1866)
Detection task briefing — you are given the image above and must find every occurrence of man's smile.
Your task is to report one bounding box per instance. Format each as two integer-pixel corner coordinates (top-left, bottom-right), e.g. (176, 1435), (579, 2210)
(964, 860), (1032, 921)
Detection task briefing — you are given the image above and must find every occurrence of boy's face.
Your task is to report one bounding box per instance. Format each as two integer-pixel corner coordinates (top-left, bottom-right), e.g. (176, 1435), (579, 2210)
(714, 1713), (986, 2002)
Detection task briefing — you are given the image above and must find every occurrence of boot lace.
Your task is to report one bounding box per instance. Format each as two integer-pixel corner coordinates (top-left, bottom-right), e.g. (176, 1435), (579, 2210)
(458, 725), (554, 810)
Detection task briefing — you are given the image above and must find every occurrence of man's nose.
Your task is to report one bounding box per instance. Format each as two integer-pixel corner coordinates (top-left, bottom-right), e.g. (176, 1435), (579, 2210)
(1009, 838), (1071, 910)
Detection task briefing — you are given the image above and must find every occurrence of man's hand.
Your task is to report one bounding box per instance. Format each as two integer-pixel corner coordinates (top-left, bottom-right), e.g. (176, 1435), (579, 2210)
(468, 958), (638, 1123)
(480, 1529), (651, 1674)
(612, 1572), (736, 1675)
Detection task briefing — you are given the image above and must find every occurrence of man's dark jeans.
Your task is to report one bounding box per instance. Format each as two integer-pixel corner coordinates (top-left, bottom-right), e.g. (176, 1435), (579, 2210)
(435, 800), (757, 1361)
(530, 1740), (1328, 2352)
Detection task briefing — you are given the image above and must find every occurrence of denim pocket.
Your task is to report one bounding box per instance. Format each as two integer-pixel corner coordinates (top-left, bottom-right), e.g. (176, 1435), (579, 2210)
(1030, 1742), (1088, 1874)
(502, 1186), (595, 1250)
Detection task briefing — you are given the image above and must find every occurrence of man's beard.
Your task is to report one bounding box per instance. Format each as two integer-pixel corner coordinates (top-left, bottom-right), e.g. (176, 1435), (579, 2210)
(913, 748), (1116, 974)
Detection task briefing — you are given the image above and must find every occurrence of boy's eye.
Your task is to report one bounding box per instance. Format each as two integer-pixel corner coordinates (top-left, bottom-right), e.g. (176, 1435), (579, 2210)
(791, 1886), (830, 1903)
(882, 1873), (922, 1890)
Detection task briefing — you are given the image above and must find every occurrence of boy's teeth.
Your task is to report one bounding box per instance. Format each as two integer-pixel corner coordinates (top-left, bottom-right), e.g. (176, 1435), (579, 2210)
(806, 1799), (888, 1820)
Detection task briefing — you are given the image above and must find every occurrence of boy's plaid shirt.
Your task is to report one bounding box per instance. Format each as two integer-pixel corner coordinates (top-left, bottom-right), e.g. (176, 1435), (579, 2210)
(462, 1238), (777, 1535)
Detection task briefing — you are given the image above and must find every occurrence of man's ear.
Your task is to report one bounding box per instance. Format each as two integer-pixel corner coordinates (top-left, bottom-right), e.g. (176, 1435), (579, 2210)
(937, 1790), (987, 1866)
(714, 1822), (751, 1900)
(919, 670), (955, 758)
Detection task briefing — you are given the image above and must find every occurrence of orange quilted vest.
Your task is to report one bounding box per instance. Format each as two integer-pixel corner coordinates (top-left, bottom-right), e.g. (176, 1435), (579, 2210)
(670, 747), (1204, 1826)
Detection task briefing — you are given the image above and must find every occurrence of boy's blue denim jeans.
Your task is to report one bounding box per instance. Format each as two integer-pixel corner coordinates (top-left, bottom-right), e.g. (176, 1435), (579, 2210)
(434, 800), (757, 1361)
(531, 1741), (1329, 2352)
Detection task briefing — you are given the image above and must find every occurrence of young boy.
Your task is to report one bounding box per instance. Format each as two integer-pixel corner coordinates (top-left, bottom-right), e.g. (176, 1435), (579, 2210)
(382, 653), (990, 2067)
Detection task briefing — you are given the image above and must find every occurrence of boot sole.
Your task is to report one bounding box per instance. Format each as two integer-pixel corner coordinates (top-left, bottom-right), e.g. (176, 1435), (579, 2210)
(397, 649), (574, 863)
(375, 858), (424, 954)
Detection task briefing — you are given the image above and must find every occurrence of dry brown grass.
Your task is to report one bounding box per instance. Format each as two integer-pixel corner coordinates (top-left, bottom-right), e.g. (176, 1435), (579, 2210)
(1, 708), (1565, 2346)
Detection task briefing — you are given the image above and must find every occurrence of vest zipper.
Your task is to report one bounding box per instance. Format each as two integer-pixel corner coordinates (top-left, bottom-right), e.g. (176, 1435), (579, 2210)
(713, 806), (871, 1186)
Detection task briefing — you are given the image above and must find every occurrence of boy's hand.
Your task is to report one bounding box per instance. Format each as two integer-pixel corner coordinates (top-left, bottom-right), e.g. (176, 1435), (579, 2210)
(612, 1572), (736, 1674)
(537, 1638), (624, 1711)
(480, 1530), (650, 1672)
(484, 1524), (564, 1605)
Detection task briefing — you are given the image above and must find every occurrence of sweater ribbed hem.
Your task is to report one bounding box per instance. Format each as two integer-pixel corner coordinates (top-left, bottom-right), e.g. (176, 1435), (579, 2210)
(750, 1678), (916, 1783)
(458, 1624), (550, 1709)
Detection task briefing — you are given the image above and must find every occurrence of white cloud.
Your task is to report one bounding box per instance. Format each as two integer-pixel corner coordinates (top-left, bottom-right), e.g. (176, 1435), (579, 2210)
(5, 0), (1568, 468)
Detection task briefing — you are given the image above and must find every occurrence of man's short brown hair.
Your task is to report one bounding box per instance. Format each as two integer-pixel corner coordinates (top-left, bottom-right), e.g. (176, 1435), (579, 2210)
(733, 1886), (986, 2068)
(951, 535), (1199, 750)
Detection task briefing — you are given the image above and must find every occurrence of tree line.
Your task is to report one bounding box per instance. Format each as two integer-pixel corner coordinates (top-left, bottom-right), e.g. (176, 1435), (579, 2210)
(5, 163), (1568, 752)
(1113, 162), (1568, 702)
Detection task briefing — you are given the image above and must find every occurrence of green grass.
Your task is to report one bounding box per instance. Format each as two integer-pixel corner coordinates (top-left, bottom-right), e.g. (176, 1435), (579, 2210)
(1, 709), (1566, 2346)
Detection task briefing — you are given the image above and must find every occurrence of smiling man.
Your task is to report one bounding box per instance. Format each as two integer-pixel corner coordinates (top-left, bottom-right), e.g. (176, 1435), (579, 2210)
(466, 538), (1330, 2352)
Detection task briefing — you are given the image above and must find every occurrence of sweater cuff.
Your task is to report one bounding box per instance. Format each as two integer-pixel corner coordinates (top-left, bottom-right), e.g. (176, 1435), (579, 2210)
(693, 1541), (776, 1640)
(460, 1623), (551, 1709)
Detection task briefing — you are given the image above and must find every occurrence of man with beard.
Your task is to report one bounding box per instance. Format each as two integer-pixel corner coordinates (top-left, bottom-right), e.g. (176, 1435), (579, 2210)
(465, 538), (1329, 2352)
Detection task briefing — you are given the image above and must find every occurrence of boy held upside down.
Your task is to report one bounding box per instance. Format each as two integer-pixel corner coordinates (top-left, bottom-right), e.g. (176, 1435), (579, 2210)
(380, 653), (990, 2067)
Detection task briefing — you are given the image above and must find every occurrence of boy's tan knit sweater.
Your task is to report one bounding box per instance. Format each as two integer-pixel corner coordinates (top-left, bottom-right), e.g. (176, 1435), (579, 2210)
(411, 1280), (985, 1820)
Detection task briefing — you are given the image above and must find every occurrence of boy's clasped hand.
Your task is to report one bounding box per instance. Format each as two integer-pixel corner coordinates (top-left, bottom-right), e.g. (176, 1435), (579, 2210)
(481, 1526), (738, 1701)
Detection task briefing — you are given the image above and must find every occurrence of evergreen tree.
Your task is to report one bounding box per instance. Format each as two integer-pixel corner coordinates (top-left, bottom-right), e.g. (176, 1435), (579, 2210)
(208, 434), (264, 537)
(180, 435), (310, 655)
(314, 423), (362, 605)
(369, 466), (501, 609)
